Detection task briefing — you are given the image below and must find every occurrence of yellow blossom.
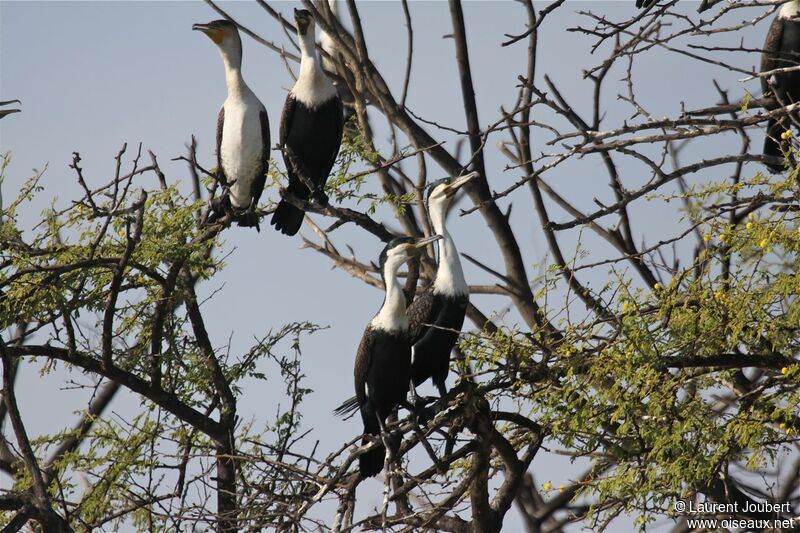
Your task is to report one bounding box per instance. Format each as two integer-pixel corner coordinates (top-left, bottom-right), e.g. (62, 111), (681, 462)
(702, 233), (711, 243)
(746, 222), (753, 230)
(713, 290), (724, 301)
(118, 230), (125, 238)
(782, 367), (790, 376)
(543, 481), (552, 491)
(780, 423), (787, 430)
(653, 283), (661, 291)
(759, 238), (769, 249)
(558, 485), (565, 492)
(781, 129), (793, 140)
(622, 302), (630, 313)
(748, 213), (755, 220)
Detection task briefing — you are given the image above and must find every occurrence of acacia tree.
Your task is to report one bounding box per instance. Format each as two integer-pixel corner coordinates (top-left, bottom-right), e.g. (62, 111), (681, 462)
(2, 0), (800, 531)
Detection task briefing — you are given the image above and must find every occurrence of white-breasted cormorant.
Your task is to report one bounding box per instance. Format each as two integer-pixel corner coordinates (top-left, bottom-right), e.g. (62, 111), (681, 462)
(408, 172), (478, 402)
(761, 1), (800, 172)
(194, 19), (270, 230)
(335, 235), (442, 478)
(271, 9), (344, 236)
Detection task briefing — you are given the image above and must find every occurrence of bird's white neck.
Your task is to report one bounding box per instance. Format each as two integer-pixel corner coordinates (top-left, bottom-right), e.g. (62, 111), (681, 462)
(319, 1), (339, 71)
(292, 28), (337, 107)
(781, 0), (800, 18)
(220, 47), (251, 100)
(430, 204), (468, 297)
(371, 259), (409, 332)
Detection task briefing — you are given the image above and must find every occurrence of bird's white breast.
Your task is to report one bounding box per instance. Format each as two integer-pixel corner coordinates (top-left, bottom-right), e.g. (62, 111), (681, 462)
(220, 94), (266, 209)
(370, 312), (409, 333)
(291, 62), (338, 108)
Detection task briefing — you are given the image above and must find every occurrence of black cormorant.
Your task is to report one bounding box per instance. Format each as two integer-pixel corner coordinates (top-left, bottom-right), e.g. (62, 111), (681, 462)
(271, 9), (344, 236)
(408, 172), (478, 401)
(335, 235), (442, 478)
(194, 19), (270, 230)
(761, 0), (800, 172)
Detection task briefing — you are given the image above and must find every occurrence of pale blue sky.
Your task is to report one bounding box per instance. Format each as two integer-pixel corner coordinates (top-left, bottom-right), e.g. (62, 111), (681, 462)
(0, 1), (777, 530)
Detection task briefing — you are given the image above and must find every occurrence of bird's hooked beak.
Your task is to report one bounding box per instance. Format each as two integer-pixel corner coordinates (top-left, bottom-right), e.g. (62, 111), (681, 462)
(0, 100), (21, 120)
(294, 8), (313, 34)
(193, 23), (224, 44)
(410, 234), (443, 254)
(445, 171), (479, 197)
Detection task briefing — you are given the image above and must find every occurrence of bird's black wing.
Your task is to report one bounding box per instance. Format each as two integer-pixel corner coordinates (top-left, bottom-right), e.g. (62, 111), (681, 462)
(250, 108), (271, 205)
(407, 287), (438, 345)
(326, 96), (345, 175)
(215, 107), (226, 184)
(279, 93), (297, 155)
(333, 325), (375, 417)
(353, 326), (375, 407)
(761, 15), (785, 96)
(636, 0), (658, 8)
(279, 93), (306, 189)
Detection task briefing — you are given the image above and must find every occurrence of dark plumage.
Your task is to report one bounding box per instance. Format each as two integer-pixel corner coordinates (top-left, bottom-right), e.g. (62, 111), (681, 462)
(271, 9), (344, 236)
(272, 96), (343, 235)
(408, 289), (468, 398)
(334, 235), (442, 478)
(353, 328), (410, 477)
(761, 2), (800, 172)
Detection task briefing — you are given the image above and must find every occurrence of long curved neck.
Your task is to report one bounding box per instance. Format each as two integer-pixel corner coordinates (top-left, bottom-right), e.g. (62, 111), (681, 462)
(299, 28), (322, 79)
(430, 204), (468, 296)
(293, 27), (336, 106)
(219, 45), (248, 100)
(371, 261), (409, 332)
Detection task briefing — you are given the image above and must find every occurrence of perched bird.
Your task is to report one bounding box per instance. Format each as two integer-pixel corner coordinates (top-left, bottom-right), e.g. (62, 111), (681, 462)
(408, 172), (478, 403)
(194, 19), (270, 230)
(761, 0), (800, 172)
(335, 235), (442, 478)
(0, 100), (21, 120)
(271, 8), (344, 236)
(635, 0), (718, 12)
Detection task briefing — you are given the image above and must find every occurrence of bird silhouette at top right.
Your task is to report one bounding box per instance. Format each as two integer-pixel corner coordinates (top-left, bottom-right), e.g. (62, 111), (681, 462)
(761, 0), (800, 173)
(635, 0), (718, 12)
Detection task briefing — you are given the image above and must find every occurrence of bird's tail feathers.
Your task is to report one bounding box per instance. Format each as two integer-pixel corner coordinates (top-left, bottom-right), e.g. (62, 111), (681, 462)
(359, 437), (385, 478)
(357, 426), (401, 478)
(333, 396), (360, 418)
(270, 200), (304, 236)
